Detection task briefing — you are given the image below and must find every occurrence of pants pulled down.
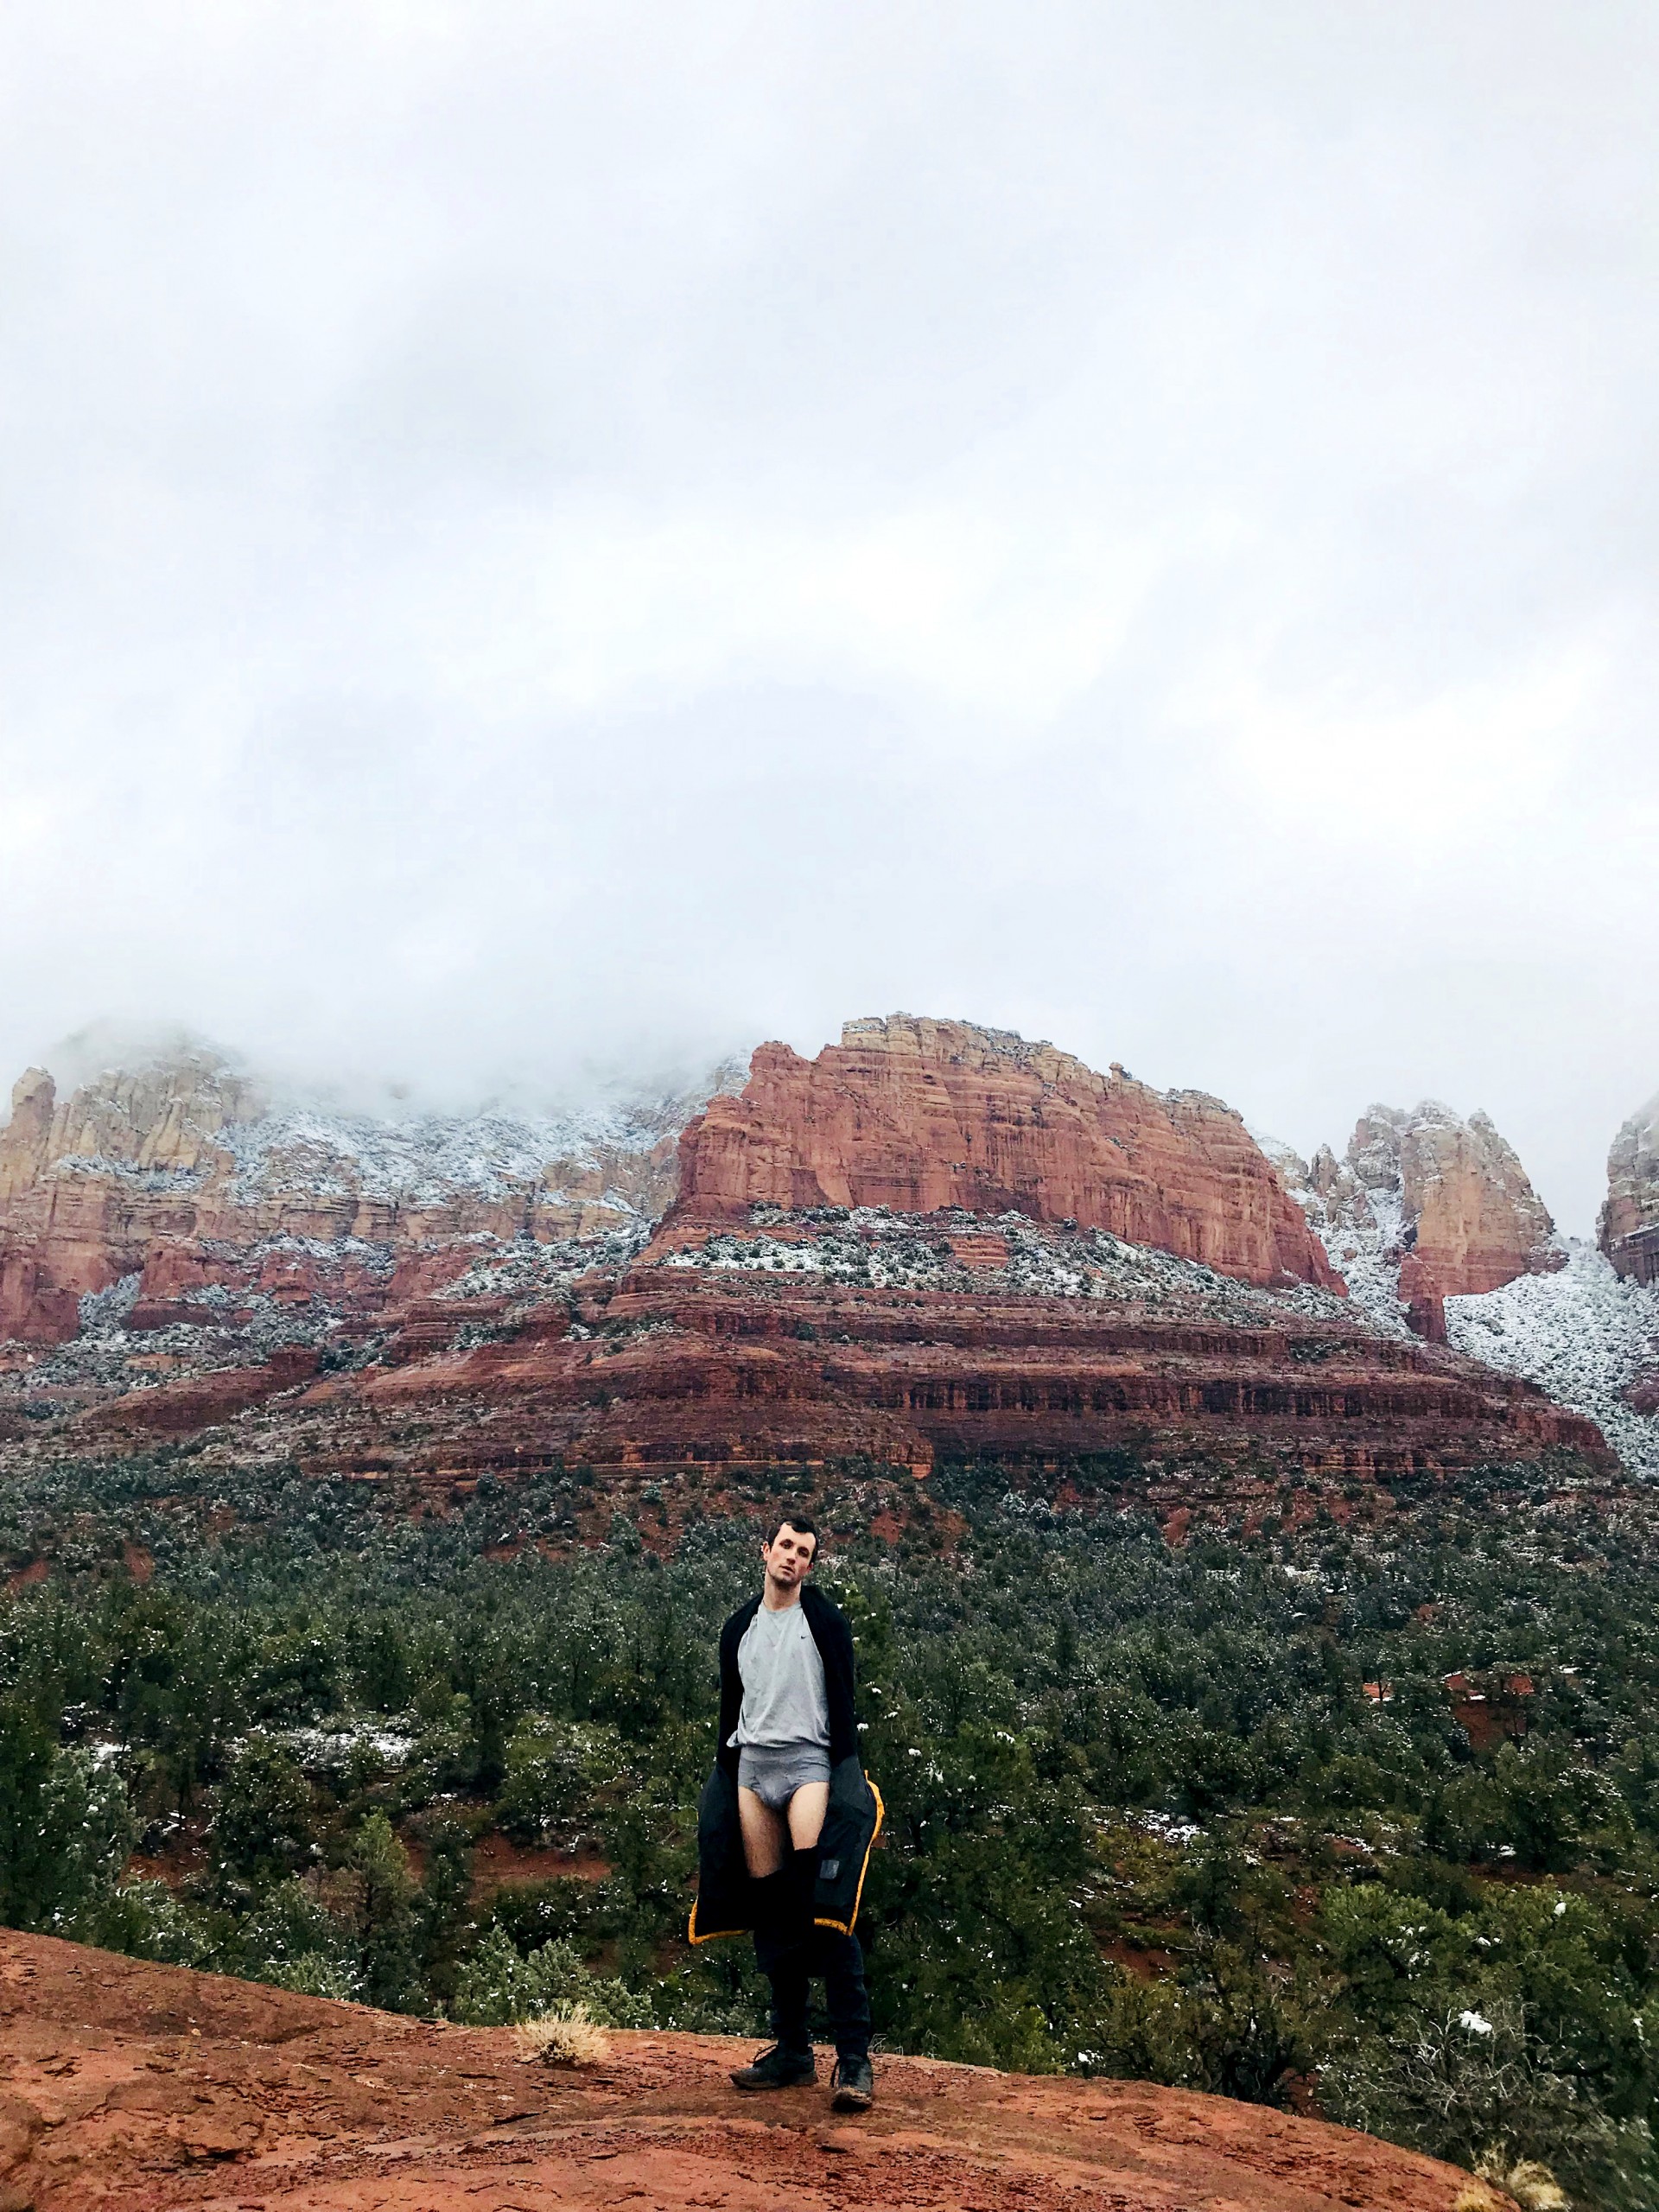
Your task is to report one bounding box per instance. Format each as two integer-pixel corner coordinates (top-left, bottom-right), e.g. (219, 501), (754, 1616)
(751, 1847), (870, 2062)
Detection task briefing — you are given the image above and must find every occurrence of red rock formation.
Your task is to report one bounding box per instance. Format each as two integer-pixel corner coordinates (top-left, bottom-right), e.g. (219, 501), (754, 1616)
(673, 1016), (1337, 1290)
(0, 1049), (699, 1345)
(1397, 1106), (1557, 1306)
(1601, 1090), (1659, 1286)
(0, 1068), (54, 1200)
(1282, 1103), (1559, 1340)
(124, 1235), (1602, 1489)
(0, 1929), (1488, 2212)
(0, 1025), (1618, 1493)
(94, 1346), (321, 1436)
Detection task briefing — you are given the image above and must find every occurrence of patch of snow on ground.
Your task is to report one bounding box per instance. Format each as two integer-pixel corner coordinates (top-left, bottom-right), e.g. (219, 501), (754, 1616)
(1446, 1242), (1659, 1480)
(658, 1208), (1368, 1329)
(438, 1227), (652, 1301)
(78, 1274), (142, 1333)
(280, 1719), (416, 1773)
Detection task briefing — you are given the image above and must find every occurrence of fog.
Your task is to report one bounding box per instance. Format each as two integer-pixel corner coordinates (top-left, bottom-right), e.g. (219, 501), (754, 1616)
(2, 3), (1656, 1230)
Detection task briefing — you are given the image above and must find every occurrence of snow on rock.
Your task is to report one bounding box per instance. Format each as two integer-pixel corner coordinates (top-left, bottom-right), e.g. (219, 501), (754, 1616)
(1446, 1242), (1659, 1480)
(658, 1205), (1362, 1327)
(226, 1093), (691, 1211)
(436, 1226), (652, 1302)
(1263, 1102), (1559, 1344)
(1254, 1134), (1414, 1340)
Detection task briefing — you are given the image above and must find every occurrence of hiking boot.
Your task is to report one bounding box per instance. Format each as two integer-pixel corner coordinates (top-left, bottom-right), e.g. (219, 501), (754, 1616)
(830, 2054), (874, 2113)
(730, 2043), (817, 2091)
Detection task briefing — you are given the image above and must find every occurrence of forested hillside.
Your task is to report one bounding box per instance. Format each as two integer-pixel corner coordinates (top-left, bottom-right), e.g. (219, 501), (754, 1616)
(1, 1442), (1656, 2206)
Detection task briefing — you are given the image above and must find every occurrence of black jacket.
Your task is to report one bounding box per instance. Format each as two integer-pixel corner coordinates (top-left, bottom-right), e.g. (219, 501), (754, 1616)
(689, 1583), (881, 1944)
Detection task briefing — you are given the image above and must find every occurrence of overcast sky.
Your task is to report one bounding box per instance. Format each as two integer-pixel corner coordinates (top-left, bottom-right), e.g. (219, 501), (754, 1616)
(2, 3), (1656, 1231)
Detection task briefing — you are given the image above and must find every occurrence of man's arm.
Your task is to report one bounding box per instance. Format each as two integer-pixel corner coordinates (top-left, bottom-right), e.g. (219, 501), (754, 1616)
(715, 1610), (745, 1779)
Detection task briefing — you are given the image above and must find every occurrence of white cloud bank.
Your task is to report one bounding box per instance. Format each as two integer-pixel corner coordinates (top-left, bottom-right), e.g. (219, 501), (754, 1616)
(1, 1), (1656, 1230)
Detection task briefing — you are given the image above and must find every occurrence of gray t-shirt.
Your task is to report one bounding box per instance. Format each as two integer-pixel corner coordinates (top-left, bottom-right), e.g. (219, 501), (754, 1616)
(732, 1600), (830, 1750)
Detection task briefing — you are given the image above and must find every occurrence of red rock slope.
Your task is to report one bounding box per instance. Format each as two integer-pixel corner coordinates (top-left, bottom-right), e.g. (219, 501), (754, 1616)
(65, 1224), (1594, 1491)
(0, 1930), (1502, 2212)
(674, 1016), (1338, 1290)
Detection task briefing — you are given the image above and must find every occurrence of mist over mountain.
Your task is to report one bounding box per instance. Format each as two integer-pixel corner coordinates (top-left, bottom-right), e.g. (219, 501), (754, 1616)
(3, 5), (1658, 1234)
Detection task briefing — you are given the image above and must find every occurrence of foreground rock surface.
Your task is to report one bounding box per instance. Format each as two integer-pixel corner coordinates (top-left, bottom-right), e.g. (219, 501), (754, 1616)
(0, 1930), (1495, 2212)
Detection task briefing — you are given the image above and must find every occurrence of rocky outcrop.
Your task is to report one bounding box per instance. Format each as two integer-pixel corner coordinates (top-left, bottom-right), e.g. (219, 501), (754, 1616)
(0, 1929), (1489, 2212)
(20, 1206), (1598, 1489)
(1600, 1091), (1659, 1286)
(673, 1015), (1338, 1291)
(0, 1046), (718, 1344)
(0, 1023), (1619, 1492)
(1280, 1103), (1559, 1340)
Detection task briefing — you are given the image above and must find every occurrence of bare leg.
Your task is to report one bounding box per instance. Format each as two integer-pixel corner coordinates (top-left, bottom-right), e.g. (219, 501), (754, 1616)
(738, 1787), (789, 1878)
(785, 1780), (830, 1853)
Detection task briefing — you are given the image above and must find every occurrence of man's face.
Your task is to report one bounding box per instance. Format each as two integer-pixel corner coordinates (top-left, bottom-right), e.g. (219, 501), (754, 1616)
(762, 1522), (817, 1587)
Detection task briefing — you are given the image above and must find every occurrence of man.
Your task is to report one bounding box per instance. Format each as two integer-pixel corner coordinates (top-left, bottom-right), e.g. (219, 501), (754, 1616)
(689, 1513), (880, 2113)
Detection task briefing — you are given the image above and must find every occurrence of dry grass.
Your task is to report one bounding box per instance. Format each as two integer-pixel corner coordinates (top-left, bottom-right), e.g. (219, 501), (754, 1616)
(1464, 2151), (1570, 2212)
(513, 2006), (611, 2068)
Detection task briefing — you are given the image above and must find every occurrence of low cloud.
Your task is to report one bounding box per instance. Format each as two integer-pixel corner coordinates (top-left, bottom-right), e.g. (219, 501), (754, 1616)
(2, 2), (1655, 1230)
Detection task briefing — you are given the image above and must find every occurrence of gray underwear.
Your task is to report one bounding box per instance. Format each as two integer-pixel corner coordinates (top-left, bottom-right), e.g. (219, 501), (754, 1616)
(737, 1741), (831, 1811)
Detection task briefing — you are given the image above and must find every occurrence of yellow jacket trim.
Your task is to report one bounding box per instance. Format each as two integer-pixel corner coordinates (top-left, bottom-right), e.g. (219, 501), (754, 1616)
(814, 1777), (884, 1937)
(689, 1775), (884, 1947)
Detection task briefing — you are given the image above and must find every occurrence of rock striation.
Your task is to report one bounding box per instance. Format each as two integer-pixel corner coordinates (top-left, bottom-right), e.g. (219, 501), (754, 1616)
(1600, 1091), (1659, 1287)
(674, 1015), (1338, 1290)
(1277, 1103), (1559, 1341)
(11, 1198), (1600, 1491)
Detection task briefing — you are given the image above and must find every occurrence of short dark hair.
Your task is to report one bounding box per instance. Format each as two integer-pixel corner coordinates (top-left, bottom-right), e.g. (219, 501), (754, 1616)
(768, 1511), (818, 1550)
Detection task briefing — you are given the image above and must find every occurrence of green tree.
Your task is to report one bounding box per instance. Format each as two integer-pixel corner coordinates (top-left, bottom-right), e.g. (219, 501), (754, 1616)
(415, 1816), (475, 2007)
(0, 1697), (61, 1927)
(213, 1736), (316, 1897)
(348, 1812), (423, 2012)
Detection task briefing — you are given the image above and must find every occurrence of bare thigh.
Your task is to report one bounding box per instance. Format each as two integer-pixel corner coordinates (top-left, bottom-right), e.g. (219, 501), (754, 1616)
(738, 1780), (831, 1875)
(786, 1779), (829, 1852)
(738, 1788), (787, 1877)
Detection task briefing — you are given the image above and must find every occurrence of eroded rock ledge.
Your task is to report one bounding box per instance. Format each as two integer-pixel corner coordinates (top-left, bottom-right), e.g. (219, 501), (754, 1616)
(0, 1929), (1499, 2212)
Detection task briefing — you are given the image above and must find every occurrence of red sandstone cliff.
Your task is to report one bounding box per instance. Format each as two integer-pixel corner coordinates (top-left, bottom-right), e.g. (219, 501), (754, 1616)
(1601, 1090), (1659, 1287)
(1280, 1103), (1559, 1340)
(0, 1023), (1620, 1492)
(671, 1015), (1338, 1291)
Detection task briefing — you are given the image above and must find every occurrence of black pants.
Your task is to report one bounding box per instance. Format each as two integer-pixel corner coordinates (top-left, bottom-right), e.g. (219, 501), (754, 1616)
(752, 1851), (871, 2060)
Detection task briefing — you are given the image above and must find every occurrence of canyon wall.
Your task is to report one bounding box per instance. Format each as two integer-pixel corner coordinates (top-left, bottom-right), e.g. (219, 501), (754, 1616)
(672, 1014), (1338, 1291)
(1601, 1091), (1659, 1287)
